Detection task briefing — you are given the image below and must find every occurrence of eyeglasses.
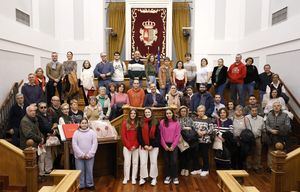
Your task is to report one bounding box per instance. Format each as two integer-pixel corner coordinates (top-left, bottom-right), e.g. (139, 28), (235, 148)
(62, 108), (69, 110)
(39, 106), (47, 109)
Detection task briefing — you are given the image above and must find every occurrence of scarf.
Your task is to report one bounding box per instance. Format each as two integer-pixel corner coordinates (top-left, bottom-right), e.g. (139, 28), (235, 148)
(35, 76), (46, 91)
(142, 118), (156, 145)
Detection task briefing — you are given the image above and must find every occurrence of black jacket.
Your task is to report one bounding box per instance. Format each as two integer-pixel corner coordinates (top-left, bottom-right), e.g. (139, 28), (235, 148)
(244, 65), (259, 84)
(8, 104), (26, 135)
(258, 72), (273, 91)
(212, 66), (228, 86)
(37, 112), (53, 138)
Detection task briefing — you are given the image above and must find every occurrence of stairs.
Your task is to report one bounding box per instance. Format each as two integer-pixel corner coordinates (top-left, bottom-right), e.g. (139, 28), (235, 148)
(0, 176), (26, 192)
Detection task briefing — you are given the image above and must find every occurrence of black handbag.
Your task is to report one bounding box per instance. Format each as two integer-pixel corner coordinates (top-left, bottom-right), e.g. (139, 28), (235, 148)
(181, 128), (198, 145)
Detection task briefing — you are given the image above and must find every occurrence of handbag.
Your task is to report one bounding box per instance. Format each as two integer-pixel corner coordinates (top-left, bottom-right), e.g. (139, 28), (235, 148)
(178, 136), (190, 152)
(45, 136), (61, 146)
(89, 120), (118, 140)
(181, 128), (198, 146)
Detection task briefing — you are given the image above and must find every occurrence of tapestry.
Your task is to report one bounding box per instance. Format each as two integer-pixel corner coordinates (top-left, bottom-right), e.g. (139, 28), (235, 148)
(131, 8), (167, 58)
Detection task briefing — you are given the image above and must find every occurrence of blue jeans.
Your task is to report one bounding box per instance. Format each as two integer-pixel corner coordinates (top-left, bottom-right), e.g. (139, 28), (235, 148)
(147, 75), (157, 88)
(230, 83), (244, 106)
(215, 83), (227, 104)
(259, 90), (266, 103)
(243, 81), (255, 100)
(75, 158), (95, 188)
(98, 79), (111, 94)
(160, 82), (171, 97)
(187, 79), (196, 88)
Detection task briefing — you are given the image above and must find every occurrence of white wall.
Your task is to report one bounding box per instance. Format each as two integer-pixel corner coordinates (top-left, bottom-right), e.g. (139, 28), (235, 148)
(0, 0), (32, 22)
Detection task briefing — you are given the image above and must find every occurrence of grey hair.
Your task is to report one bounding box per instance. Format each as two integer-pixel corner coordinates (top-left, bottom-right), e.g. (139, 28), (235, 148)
(99, 86), (106, 92)
(272, 101), (282, 107)
(197, 105), (206, 112)
(235, 105), (244, 111)
(26, 104), (37, 113)
(16, 93), (23, 98)
(38, 102), (47, 107)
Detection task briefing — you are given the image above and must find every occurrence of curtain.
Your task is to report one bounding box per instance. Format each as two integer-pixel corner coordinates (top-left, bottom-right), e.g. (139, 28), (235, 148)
(172, 2), (190, 61)
(108, 2), (125, 60)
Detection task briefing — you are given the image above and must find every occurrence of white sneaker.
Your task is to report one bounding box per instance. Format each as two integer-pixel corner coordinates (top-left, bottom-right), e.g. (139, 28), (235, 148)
(181, 169), (186, 176)
(200, 171), (209, 177)
(122, 179), (128, 184)
(151, 178), (157, 186)
(191, 169), (201, 175)
(173, 178), (179, 185)
(132, 179), (136, 185)
(184, 170), (189, 176)
(164, 177), (171, 184)
(139, 178), (146, 185)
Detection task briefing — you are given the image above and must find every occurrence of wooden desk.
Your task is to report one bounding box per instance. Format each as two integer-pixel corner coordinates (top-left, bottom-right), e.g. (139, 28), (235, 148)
(63, 137), (120, 178)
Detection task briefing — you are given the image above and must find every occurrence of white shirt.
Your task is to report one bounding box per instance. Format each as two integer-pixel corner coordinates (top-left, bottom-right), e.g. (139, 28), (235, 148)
(196, 66), (212, 83)
(184, 61), (196, 80)
(80, 68), (94, 90)
(173, 68), (186, 80)
(112, 60), (126, 81)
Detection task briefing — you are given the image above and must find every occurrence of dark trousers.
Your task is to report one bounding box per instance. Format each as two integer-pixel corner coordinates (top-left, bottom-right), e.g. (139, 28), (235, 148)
(199, 143), (210, 171)
(190, 143), (200, 171)
(179, 148), (191, 170)
(47, 80), (62, 105)
(230, 83), (244, 106)
(163, 144), (178, 178)
(231, 146), (243, 169)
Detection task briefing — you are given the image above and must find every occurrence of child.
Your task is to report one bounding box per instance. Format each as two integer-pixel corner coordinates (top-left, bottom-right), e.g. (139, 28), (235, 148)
(72, 118), (98, 190)
(160, 109), (181, 185)
(121, 109), (140, 184)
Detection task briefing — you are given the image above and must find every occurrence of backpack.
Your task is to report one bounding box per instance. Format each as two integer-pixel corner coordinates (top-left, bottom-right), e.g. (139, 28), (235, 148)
(240, 117), (255, 144)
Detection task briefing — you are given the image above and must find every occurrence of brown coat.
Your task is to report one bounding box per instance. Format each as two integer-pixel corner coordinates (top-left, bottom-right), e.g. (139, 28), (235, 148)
(20, 115), (43, 149)
(46, 62), (63, 81)
(158, 65), (173, 88)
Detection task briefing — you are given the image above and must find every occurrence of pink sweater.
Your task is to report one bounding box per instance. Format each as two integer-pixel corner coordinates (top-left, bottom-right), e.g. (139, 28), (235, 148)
(72, 128), (98, 159)
(110, 93), (130, 107)
(159, 119), (181, 149)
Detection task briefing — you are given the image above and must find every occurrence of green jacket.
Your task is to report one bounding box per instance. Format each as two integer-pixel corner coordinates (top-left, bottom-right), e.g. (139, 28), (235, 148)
(20, 115), (43, 149)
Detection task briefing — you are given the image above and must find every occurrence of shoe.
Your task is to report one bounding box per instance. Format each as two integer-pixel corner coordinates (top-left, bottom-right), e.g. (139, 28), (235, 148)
(86, 186), (95, 191)
(200, 171), (209, 177)
(164, 176), (171, 184)
(191, 169), (201, 175)
(184, 170), (189, 176)
(132, 179), (137, 185)
(151, 178), (157, 186)
(122, 179), (128, 184)
(173, 178), (179, 185)
(139, 178), (146, 185)
(181, 169), (185, 176)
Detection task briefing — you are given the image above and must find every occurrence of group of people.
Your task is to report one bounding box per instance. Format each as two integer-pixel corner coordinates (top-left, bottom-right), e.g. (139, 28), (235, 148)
(5, 50), (293, 190)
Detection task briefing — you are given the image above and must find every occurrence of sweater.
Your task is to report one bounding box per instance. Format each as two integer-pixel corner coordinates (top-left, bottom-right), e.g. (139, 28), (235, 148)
(46, 61), (63, 81)
(244, 65), (259, 84)
(266, 111), (291, 134)
(128, 59), (145, 80)
(127, 88), (145, 107)
(245, 115), (264, 138)
(137, 120), (160, 148)
(227, 62), (247, 84)
(93, 61), (114, 81)
(193, 117), (214, 143)
(232, 116), (247, 137)
(145, 63), (157, 77)
(21, 83), (43, 106)
(72, 128), (98, 159)
(121, 120), (139, 150)
(110, 93), (129, 107)
(20, 115), (43, 149)
(96, 95), (111, 117)
(159, 119), (181, 149)
(80, 68), (94, 90)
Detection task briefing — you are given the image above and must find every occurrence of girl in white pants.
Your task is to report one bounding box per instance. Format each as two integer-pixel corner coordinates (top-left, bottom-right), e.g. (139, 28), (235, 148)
(137, 108), (160, 186)
(121, 109), (140, 184)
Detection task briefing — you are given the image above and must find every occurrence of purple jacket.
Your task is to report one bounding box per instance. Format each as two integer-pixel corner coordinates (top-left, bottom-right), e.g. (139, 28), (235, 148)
(72, 128), (98, 159)
(93, 61), (114, 81)
(21, 83), (43, 106)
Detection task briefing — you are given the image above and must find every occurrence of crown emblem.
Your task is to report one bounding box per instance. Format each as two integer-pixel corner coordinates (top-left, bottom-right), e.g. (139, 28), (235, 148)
(142, 20), (156, 29)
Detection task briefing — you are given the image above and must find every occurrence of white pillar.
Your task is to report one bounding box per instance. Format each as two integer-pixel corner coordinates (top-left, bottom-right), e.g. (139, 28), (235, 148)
(261, 0), (270, 30)
(54, 0), (74, 41)
(31, 0), (39, 31)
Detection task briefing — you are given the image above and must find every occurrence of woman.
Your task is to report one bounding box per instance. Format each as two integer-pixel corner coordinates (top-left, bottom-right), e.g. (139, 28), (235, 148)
(110, 83), (129, 119)
(83, 96), (104, 121)
(145, 54), (157, 88)
(96, 87), (111, 119)
(177, 106), (195, 176)
(192, 105), (213, 176)
(172, 60), (187, 92)
(159, 57), (173, 97)
(80, 60), (95, 106)
(160, 109), (180, 185)
(196, 58), (212, 90)
(265, 74), (288, 103)
(166, 85), (181, 110)
(108, 82), (117, 101)
(243, 57), (259, 100)
(212, 58), (228, 99)
(35, 67), (47, 102)
(121, 109), (140, 185)
(137, 108), (160, 186)
(58, 103), (73, 125)
(62, 51), (79, 102)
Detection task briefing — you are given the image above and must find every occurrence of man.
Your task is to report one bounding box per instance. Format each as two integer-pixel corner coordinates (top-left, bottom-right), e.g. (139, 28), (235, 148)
(69, 99), (83, 124)
(266, 102), (291, 168)
(144, 83), (166, 107)
(128, 50), (145, 87)
(94, 52), (114, 92)
(111, 51), (127, 85)
(21, 73), (43, 106)
(227, 54), (247, 106)
(180, 85), (193, 109)
(37, 102), (54, 175)
(127, 79), (145, 107)
(46, 52), (63, 104)
(243, 95), (264, 117)
(190, 83), (214, 116)
(47, 96), (61, 125)
(245, 107), (264, 171)
(212, 94), (225, 118)
(258, 64), (273, 102)
(183, 53), (196, 87)
(20, 105), (43, 149)
(7, 93), (26, 147)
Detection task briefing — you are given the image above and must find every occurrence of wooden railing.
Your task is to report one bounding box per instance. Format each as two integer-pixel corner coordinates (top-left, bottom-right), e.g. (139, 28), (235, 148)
(217, 170), (259, 192)
(39, 170), (80, 192)
(0, 80), (23, 139)
(271, 143), (300, 192)
(0, 139), (38, 192)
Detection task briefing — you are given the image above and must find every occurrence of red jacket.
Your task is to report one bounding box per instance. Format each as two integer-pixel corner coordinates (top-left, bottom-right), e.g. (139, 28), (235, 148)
(227, 62), (246, 84)
(121, 120), (139, 150)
